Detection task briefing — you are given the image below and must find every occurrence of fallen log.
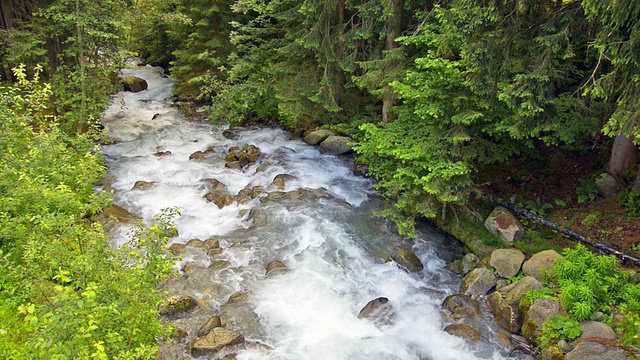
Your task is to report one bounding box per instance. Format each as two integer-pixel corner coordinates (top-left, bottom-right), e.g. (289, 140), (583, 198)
(489, 197), (640, 267)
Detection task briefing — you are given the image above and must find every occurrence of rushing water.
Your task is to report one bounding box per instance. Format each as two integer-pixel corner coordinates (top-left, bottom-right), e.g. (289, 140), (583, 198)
(101, 65), (525, 360)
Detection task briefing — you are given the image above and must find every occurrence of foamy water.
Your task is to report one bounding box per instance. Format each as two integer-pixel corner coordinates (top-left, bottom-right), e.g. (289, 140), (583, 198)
(101, 65), (523, 360)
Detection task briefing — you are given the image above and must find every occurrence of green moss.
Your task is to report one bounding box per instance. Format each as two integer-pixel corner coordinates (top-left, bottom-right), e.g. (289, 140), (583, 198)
(436, 211), (501, 258)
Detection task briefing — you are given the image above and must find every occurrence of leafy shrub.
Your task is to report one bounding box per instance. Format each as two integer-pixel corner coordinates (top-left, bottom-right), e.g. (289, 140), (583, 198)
(537, 314), (582, 348)
(622, 188), (640, 219)
(576, 179), (598, 204)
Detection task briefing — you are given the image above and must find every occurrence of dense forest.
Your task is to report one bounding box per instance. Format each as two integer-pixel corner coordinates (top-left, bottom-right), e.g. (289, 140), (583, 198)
(1, 0), (639, 358)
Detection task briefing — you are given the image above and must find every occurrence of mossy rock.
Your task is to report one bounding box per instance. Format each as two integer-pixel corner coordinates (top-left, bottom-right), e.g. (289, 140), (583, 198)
(159, 295), (198, 316)
(121, 76), (148, 92)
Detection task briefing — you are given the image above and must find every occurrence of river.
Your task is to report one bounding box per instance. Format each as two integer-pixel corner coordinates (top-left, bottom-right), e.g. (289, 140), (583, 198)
(100, 65), (525, 360)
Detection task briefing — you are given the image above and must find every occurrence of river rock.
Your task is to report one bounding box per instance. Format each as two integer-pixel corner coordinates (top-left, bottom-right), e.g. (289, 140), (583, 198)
(595, 172), (620, 199)
(270, 174), (298, 189)
(185, 238), (207, 250)
(304, 129), (336, 145)
(209, 260), (231, 271)
(204, 192), (235, 209)
(391, 247), (424, 273)
(538, 346), (566, 360)
(461, 253), (480, 274)
(460, 267), (497, 299)
(97, 204), (140, 233)
(490, 248), (525, 279)
(205, 178), (227, 193)
(121, 76), (148, 92)
(522, 250), (563, 280)
(228, 292), (249, 304)
(225, 161), (242, 170)
(197, 315), (223, 337)
(222, 128), (239, 140)
(558, 339), (573, 353)
(168, 243), (186, 255)
(190, 327), (244, 357)
(358, 297), (395, 325)
(565, 341), (629, 360)
(442, 294), (482, 319)
(159, 295), (198, 316)
(265, 260), (287, 276)
(154, 150), (172, 157)
(521, 298), (561, 340)
(226, 144), (262, 170)
(487, 276), (543, 333)
(189, 151), (206, 161)
(205, 238), (221, 249)
(484, 207), (524, 246)
(444, 324), (481, 342)
(219, 303), (264, 339)
(579, 321), (616, 340)
(319, 136), (353, 155)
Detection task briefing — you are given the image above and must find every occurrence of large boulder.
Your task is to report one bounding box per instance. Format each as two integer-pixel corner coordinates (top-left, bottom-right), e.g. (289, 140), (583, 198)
(391, 247), (424, 273)
(487, 276), (543, 333)
(460, 267), (497, 299)
(522, 250), (563, 280)
(444, 324), (481, 342)
(442, 294), (482, 319)
(566, 341), (630, 360)
(579, 321), (616, 340)
(304, 129), (336, 145)
(521, 298), (561, 340)
(121, 76), (148, 92)
(358, 297), (395, 325)
(319, 136), (353, 155)
(490, 248), (525, 279)
(190, 327), (244, 357)
(484, 207), (524, 246)
(197, 316), (223, 337)
(595, 172), (620, 199)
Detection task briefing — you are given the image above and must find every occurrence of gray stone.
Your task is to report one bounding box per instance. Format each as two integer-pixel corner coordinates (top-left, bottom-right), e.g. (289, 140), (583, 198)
(521, 298), (561, 340)
(442, 294), (481, 319)
(579, 321), (616, 340)
(304, 129), (336, 145)
(522, 250), (563, 280)
(461, 267), (497, 299)
(566, 341), (629, 360)
(270, 174), (298, 189)
(487, 276), (543, 333)
(595, 172), (620, 199)
(461, 253), (480, 274)
(319, 136), (354, 155)
(558, 339), (573, 353)
(490, 248), (525, 279)
(197, 316), (223, 337)
(484, 207), (524, 246)
(592, 311), (605, 322)
(358, 297), (395, 325)
(391, 247), (424, 273)
(444, 324), (481, 342)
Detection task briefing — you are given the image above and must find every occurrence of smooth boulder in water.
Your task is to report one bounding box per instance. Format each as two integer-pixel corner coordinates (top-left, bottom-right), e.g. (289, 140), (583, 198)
(391, 247), (424, 273)
(190, 327), (244, 357)
(358, 297), (395, 325)
(121, 76), (148, 92)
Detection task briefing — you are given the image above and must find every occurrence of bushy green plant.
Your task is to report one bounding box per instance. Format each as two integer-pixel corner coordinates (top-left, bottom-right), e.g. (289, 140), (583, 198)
(537, 314), (582, 349)
(576, 179), (598, 204)
(525, 197), (554, 217)
(622, 188), (640, 219)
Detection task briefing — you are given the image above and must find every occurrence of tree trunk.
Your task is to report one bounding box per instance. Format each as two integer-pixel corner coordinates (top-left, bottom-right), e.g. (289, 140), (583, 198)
(0, 0), (13, 29)
(381, 0), (405, 123)
(633, 168), (640, 191)
(607, 118), (638, 188)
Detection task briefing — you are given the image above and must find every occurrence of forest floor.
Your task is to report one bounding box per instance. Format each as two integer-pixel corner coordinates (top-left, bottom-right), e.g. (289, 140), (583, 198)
(477, 143), (640, 265)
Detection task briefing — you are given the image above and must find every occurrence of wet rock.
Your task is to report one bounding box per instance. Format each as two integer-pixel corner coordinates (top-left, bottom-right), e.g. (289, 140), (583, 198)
(522, 250), (563, 280)
(565, 341), (629, 360)
(168, 243), (186, 255)
(263, 188), (329, 203)
(197, 316), (223, 337)
(219, 303), (264, 339)
(558, 339), (573, 353)
(358, 297), (395, 325)
(205, 238), (221, 249)
(521, 298), (561, 340)
(225, 161), (242, 171)
(444, 324), (481, 342)
(353, 162), (369, 177)
(97, 204), (140, 233)
(209, 260), (231, 271)
(154, 150), (172, 157)
(496, 332), (512, 347)
(121, 76), (148, 92)
(304, 129), (336, 145)
(222, 128), (239, 140)
(461, 253), (480, 274)
(205, 178), (227, 193)
(204, 192), (235, 209)
(490, 248), (525, 279)
(391, 247), (424, 273)
(319, 135), (354, 155)
(442, 294), (481, 319)
(595, 172), (620, 199)
(175, 326), (189, 341)
(270, 174), (298, 189)
(190, 327), (244, 357)
(487, 276), (543, 333)
(208, 247), (224, 258)
(228, 292), (249, 304)
(265, 260), (287, 276)
(484, 206), (524, 246)
(159, 295), (198, 316)
(185, 238), (207, 250)
(579, 321), (615, 340)
(225, 144), (262, 170)
(460, 267), (497, 299)
(189, 151), (206, 161)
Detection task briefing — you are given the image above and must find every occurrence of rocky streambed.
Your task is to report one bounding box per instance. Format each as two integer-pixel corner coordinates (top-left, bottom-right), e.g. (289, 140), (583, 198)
(100, 65), (539, 360)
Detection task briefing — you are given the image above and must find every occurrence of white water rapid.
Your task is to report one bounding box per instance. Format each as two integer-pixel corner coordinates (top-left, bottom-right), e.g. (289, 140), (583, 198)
(101, 66), (528, 360)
